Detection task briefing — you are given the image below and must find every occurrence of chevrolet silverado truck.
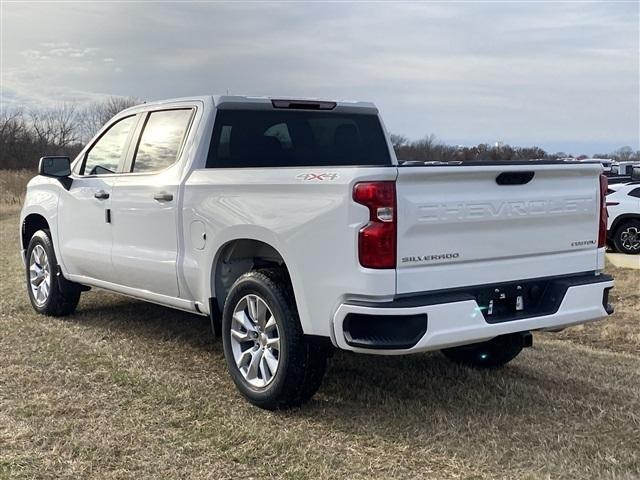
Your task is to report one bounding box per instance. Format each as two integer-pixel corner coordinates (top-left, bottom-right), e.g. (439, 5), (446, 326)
(20, 96), (614, 409)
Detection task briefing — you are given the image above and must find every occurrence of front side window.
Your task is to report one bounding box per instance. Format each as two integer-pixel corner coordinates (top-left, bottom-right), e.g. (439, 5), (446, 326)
(629, 187), (640, 198)
(206, 109), (391, 168)
(131, 109), (193, 173)
(82, 115), (137, 175)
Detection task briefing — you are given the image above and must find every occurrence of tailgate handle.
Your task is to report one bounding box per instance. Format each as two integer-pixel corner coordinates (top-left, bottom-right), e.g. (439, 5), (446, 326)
(496, 171), (535, 185)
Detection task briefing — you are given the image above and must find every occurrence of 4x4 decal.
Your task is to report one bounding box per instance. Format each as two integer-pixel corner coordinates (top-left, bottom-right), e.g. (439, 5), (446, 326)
(296, 172), (339, 181)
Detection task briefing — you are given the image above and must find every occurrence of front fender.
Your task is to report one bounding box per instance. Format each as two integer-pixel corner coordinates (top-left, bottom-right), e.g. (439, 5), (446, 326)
(20, 176), (63, 268)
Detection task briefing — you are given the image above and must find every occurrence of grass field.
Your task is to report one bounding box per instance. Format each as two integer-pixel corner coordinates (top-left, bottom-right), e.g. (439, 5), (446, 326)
(1, 207), (639, 479)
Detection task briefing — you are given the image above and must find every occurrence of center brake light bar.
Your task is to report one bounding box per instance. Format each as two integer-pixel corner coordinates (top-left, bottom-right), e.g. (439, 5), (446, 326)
(271, 99), (337, 110)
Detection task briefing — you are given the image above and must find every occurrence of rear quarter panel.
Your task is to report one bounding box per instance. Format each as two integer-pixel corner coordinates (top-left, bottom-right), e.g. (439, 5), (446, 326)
(182, 166), (397, 337)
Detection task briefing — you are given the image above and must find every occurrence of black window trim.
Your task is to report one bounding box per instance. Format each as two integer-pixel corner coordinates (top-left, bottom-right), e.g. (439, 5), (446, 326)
(123, 106), (197, 176)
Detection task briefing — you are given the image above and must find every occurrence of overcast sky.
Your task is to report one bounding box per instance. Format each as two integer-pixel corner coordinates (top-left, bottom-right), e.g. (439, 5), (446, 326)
(2, 1), (639, 154)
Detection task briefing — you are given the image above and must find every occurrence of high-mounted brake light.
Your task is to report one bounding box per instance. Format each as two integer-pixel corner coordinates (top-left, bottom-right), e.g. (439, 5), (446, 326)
(271, 99), (336, 110)
(598, 174), (608, 248)
(353, 181), (396, 269)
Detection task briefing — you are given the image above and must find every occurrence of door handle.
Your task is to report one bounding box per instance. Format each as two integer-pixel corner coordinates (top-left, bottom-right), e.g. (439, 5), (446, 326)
(94, 190), (110, 200)
(153, 192), (173, 202)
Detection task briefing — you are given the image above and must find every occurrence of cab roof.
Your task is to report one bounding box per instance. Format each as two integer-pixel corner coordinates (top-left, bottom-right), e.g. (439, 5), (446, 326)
(121, 95), (378, 115)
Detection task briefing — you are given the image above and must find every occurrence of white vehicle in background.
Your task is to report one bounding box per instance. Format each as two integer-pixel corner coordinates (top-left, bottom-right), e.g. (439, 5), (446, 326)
(607, 182), (640, 254)
(609, 161), (640, 184)
(593, 158), (614, 173)
(611, 161), (639, 177)
(573, 158), (613, 173)
(20, 95), (615, 409)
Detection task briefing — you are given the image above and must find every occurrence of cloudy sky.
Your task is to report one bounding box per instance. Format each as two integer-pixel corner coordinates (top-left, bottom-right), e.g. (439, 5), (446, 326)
(2, 1), (639, 154)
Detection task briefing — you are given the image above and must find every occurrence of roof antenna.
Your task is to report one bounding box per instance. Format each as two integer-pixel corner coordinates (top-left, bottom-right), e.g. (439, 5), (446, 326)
(226, 88), (229, 95)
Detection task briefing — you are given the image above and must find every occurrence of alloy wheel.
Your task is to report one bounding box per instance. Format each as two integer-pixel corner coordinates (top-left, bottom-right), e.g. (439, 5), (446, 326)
(230, 294), (281, 388)
(620, 226), (640, 251)
(29, 244), (51, 306)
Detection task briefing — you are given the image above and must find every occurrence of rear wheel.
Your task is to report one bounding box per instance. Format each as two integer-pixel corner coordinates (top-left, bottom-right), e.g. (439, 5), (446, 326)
(25, 229), (81, 316)
(222, 269), (329, 409)
(441, 334), (525, 369)
(613, 220), (640, 254)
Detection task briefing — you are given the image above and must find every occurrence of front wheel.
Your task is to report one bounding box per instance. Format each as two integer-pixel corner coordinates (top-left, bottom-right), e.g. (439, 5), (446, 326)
(221, 269), (329, 409)
(441, 333), (525, 369)
(613, 220), (640, 254)
(25, 229), (81, 316)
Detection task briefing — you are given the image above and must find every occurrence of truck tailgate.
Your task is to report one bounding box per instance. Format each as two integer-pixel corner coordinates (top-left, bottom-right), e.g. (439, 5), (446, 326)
(395, 163), (602, 294)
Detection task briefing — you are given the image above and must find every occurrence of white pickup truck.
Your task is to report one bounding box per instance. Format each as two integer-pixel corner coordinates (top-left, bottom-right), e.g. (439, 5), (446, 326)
(20, 96), (614, 409)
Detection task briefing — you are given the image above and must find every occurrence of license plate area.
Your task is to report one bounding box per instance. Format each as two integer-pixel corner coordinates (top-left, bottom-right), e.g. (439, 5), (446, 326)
(391, 272), (607, 324)
(472, 278), (575, 323)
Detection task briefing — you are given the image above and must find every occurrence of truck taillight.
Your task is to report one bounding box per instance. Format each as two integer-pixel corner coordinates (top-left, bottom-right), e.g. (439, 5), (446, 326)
(353, 181), (396, 269)
(598, 174), (608, 248)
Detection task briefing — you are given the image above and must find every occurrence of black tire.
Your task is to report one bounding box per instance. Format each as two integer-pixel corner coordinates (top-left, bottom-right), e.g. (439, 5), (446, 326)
(25, 229), (81, 316)
(221, 268), (328, 409)
(612, 220), (640, 255)
(441, 334), (524, 369)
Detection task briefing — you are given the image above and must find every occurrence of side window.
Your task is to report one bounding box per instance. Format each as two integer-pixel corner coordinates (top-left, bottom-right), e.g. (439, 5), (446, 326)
(131, 109), (193, 173)
(82, 115), (137, 176)
(629, 188), (640, 198)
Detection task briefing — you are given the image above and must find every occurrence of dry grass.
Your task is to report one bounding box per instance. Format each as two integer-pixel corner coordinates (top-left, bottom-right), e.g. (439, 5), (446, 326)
(0, 170), (33, 222)
(542, 264), (639, 355)
(1, 212), (639, 480)
(0, 170), (33, 206)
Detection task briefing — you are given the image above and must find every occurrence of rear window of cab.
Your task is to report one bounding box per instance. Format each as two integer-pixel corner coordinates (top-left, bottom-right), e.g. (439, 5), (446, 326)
(206, 109), (391, 168)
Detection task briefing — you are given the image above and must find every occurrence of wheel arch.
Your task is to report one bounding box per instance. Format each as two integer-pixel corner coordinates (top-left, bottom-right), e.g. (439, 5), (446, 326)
(210, 238), (293, 313)
(610, 213), (640, 234)
(21, 213), (50, 252)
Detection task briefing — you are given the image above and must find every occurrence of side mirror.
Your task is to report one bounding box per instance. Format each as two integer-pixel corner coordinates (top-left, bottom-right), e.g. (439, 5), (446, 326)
(39, 156), (71, 177)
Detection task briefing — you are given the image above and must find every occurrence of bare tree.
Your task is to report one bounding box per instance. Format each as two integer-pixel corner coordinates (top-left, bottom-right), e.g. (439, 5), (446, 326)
(615, 146), (634, 162)
(78, 96), (141, 141)
(1, 106), (83, 169)
(394, 134), (448, 162)
(1, 97), (143, 170)
(0, 109), (30, 169)
(391, 134), (551, 163)
(389, 134), (408, 149)
(517, 146), (546, 159)
(29, 103), (81, 149)
(413, 134), (439, 160)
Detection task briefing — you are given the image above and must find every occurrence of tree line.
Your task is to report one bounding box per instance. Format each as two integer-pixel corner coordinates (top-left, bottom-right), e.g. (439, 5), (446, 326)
(391, 134), (639, 163)
(1, 98), (638, 170)
(0, 97), (140, 170)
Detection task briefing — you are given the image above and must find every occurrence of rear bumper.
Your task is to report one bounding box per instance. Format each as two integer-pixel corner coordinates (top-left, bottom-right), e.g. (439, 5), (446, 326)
(332, 273), (614, 355)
